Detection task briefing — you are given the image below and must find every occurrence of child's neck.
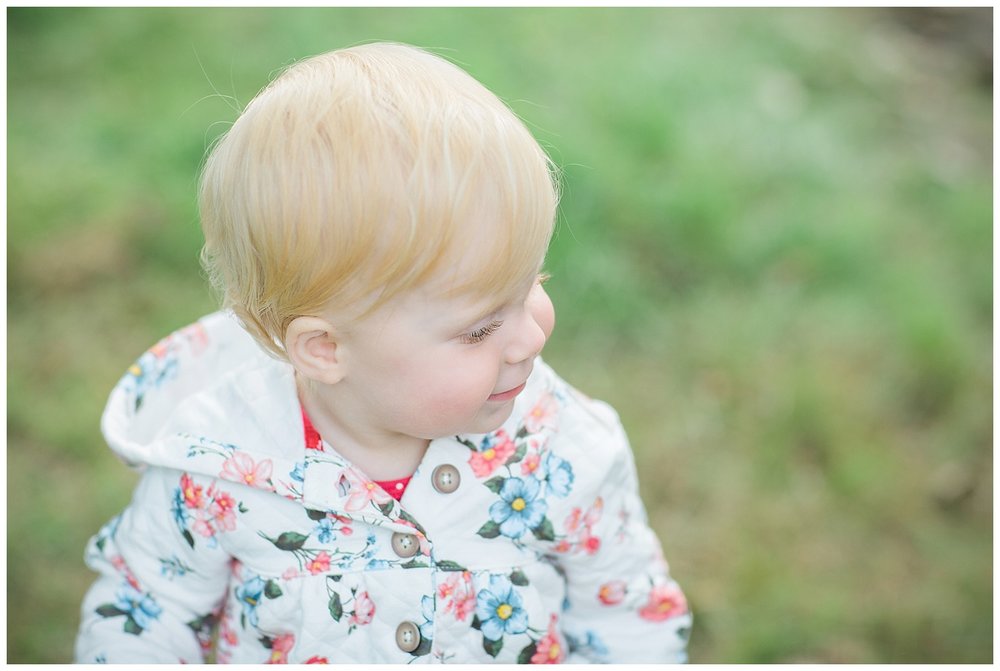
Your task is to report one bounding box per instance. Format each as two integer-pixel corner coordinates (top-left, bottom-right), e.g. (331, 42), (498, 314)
(295, 374), (429, 481)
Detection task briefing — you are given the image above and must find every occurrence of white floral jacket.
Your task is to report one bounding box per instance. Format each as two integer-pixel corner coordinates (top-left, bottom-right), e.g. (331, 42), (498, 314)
(75, 311), (692, 664)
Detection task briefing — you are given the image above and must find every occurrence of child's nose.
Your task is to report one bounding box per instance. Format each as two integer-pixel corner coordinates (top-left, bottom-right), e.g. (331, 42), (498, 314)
(505, 290), (554, 364)
(505, 314), (547, 365)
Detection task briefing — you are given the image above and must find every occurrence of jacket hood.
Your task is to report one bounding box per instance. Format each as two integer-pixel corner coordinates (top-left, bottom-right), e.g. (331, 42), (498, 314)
(101, 312), (306, 477)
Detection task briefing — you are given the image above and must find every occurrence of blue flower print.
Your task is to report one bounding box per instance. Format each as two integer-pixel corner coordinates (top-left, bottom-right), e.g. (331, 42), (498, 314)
(419, 594), (435, 641)
(566, 628), (610, 662)
(314, 517), (336, 543)
(290, 461), (305, 483)
(543, 452), (574, 498)
(488, 477), (547, 539)
(235, 575), (266, 627)
(475, 575), (528, 641)
(170, 487), (188, 530)
(113, 582), (163, 631)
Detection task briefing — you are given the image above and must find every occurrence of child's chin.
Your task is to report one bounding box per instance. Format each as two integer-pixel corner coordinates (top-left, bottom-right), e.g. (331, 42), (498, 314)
(462, 405), (516, 437)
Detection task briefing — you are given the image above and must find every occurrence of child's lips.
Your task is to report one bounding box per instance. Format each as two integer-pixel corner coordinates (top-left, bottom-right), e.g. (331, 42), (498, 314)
(488, 382), (526, 402)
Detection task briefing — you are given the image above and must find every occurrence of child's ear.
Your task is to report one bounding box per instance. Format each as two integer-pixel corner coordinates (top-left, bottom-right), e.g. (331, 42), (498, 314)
(285, 316), (346, 385)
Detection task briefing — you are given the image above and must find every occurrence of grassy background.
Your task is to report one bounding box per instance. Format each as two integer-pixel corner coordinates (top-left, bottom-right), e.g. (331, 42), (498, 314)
(7, 7), (992, 663)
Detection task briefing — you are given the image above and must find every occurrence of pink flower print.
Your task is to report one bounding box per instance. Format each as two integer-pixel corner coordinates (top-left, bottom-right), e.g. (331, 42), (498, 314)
(282, 567), (302, 581)
(559, 497), (603, 555)
(564, 507), (583, 534)
(468, 430), (516, 478)
(531, 614), (566, 664)
(305, 656), (329, 664)
(179, 322), (210, 355)
(639, 583), (688, 622)
(267, 632), (295, 664)
(110, 555), (142, 591)
(192, 517), (215, 538)
(341, 469), (391, 512)
(210, 490), (238, 531)
(306, 551), (332, 575)
(220, 611), (239, 646)
(524, 392), (558, 433)
(349, 591), (376, 626)
(220, 452), (274, 491)
(438, 572), (476, 622)
(583, 497), (603, 527)
(598, 580), (627, 606)
(180, 473), (205, 509)
(521, 452), (542, 476)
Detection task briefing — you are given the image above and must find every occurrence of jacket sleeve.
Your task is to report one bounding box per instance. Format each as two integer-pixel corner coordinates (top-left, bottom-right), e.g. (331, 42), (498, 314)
(75, 466), (233, 663)
(552, 402), (692, 663)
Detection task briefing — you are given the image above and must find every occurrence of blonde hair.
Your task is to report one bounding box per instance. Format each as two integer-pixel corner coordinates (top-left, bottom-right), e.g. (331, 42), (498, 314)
(199, 42), (559, 359)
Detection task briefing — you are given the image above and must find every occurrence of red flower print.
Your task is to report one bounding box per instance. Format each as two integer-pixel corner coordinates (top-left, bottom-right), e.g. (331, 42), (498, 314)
(180, 473), (204, 508)
(220, 452), (274, 490)
(306, 551), (332, 575)
(530, 614), (566, 664)
(639, 583), (688, 622)
(305, 656), (329, 664)
(210, 490), (238, 532)
(267, 632), (295, 664)
(598, 580), (627, 606)
(468, 430), (516, 478)
(333, 514), (354, 536)
(349, 591), (375, 626)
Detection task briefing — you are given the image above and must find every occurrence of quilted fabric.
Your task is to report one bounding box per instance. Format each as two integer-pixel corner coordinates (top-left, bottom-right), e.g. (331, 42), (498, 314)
(75, 311), (691, 663)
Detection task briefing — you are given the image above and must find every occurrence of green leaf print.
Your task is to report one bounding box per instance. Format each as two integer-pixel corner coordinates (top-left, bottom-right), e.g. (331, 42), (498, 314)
(271, 531), (309, 551)
(328, 592), (343, 621)
(483, 636), (503, 658)
(123, 616), (143, 636)
(509, 569), (530, 586)
(531, 517), (556, 542)
(507, 442), (527, 465)
(264, 579), (283, 599)
(483, 476), (505, 494)
(517, 641), (538, 664)
(96, 604), (127, 618)
(476, 520), (502, 539)
(435, 560), (468, 572)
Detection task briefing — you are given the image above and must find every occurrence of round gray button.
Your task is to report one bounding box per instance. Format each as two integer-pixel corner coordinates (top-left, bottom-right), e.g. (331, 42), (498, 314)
(391, 532), (420, 558)
(395, 621), (421, 653)
(431, 464), (461, 494)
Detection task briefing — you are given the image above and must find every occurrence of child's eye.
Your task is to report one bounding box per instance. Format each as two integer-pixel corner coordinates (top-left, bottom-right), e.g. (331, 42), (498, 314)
(461, 319), (504, 344)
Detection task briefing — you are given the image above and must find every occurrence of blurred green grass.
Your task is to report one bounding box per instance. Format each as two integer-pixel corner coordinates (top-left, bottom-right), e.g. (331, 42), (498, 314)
(7, 7), (992, 663)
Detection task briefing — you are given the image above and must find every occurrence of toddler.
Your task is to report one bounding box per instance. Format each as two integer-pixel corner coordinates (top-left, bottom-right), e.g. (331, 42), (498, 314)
(75, 42), (691, 663)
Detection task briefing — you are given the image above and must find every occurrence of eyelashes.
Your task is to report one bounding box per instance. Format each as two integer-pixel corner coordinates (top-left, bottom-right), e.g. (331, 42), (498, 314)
(461, 319), (504, 344)
(458, 273), (548, 345)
